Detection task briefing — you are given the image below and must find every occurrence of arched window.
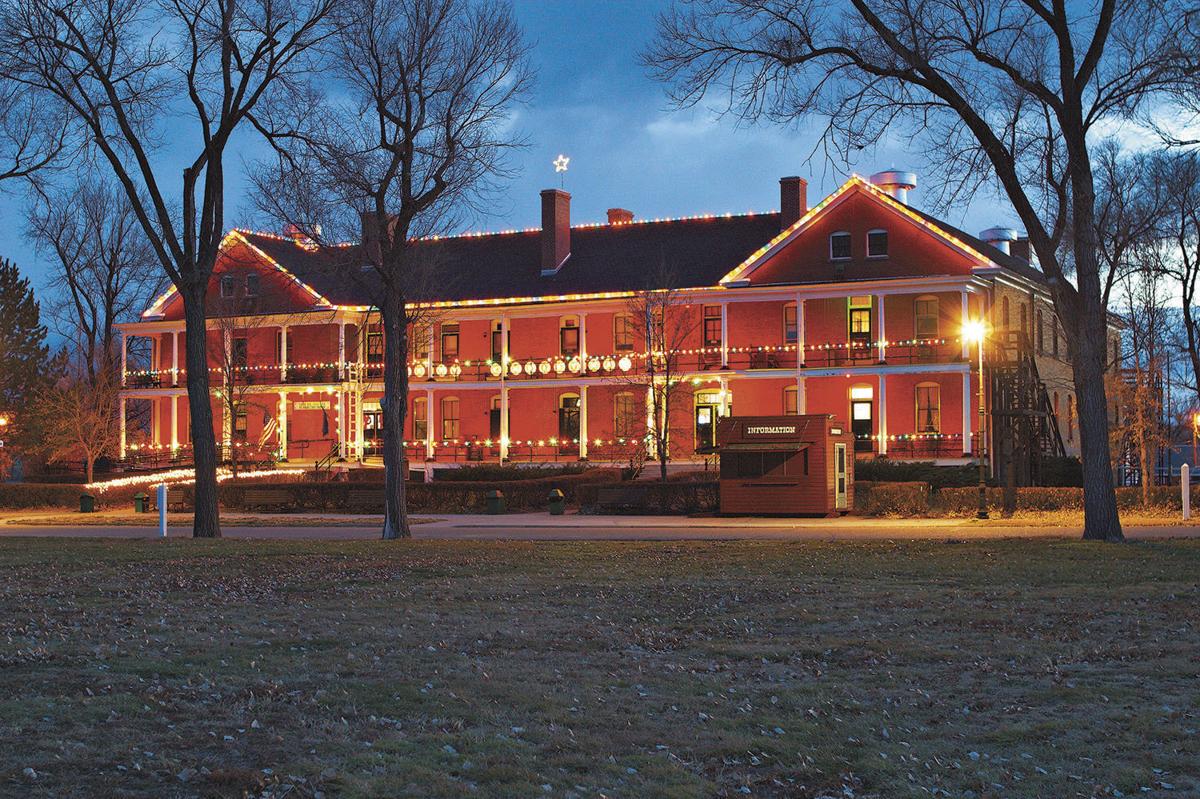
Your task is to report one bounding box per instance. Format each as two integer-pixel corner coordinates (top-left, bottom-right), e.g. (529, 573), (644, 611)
(915, 382), (941, 433)
(1001, 296), (1010, 329)
(441, 396), (460, 441)
(1019, 302), (1027, 334)
(613, 313), (636, 352)
(614, 391), (637, 438)
(914, 295), (939, 337)
(866, 228), (888, 258)
(784, 385), (799, 415)
(830, 231), (852, 260)
(1036, 309), (1044, 353)
(412, 396), (428, 441)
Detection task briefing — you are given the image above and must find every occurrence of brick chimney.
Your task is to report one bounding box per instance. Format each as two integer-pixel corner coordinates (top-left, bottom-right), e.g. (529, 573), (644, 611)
(540, 189), (571, 275)
(607, 208), (634, 225)
(779, 176), (808, 230)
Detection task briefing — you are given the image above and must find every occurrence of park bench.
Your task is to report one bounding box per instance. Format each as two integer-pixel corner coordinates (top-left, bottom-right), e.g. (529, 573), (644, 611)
(347, 489), (385, 513)
(595, 485), (648, 512)
(242, 489), (292, 512)
(165, 488), (188, 511)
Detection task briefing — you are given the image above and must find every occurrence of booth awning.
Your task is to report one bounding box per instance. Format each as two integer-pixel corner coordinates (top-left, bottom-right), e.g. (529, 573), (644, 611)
(719, 442), (812, 452)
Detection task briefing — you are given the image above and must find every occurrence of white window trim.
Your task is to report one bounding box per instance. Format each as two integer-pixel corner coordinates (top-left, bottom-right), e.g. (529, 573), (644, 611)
(866, 228), (889, 259)
(829, 231), (852, 261)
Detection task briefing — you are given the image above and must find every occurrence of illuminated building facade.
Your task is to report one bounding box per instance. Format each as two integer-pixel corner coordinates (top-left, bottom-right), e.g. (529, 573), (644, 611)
(117, 171), (1097, 470)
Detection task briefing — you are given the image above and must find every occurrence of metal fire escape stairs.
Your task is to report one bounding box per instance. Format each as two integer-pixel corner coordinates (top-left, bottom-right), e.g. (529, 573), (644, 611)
(988, 330), (1066, 486)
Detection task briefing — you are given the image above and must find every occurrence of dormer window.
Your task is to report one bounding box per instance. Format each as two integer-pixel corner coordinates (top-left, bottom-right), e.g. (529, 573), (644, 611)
(245, 273), (260, 297)
(830, 231), (851, 260)
(220, 274), (235, 298)
(867, 229), (888, 258)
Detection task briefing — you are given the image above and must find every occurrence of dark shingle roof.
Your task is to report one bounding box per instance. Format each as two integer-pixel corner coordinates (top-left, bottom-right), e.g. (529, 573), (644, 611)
(241, 213), (783, 306)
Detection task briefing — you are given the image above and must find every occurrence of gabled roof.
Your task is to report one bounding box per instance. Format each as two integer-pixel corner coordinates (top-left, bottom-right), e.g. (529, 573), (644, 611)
(138, 177), (1047, 319)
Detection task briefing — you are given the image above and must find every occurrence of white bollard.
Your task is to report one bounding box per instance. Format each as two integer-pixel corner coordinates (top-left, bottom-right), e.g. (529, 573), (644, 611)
(1183, 464), (1191, 521)
(157, 482), (168, 537)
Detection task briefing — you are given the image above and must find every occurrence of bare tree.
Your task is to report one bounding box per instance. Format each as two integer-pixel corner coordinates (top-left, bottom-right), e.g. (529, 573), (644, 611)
(253, 0), (532, 539)
(0, 74), (67, 181)
(1149, 151), (1200, 408)
(26, 178), (163, 384)
(36, 358), (120, 483)
(646, 0), (1197, 541)
(0, 0), (336, 537)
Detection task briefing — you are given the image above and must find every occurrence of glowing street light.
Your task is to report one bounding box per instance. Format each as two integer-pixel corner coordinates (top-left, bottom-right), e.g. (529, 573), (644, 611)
(962, 320), (989, 519)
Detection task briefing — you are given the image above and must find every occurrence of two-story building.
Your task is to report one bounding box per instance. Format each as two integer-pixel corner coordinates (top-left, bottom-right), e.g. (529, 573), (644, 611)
(117, 170), (1093, 473)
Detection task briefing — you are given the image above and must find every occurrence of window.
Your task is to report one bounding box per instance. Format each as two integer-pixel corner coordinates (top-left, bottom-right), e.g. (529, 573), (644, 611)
(1067, 394), (1075, 442)
(914, 296), (939, 337)
(1112, 338), (1120, 368)
(413, 397), (428, 441)
(491, 321), (506, 362)
(867, 229), (888, 258)
(412, 324), (430, 361)
(784, 385), (799, 415)
(245, 273), (260, 297)
(1002, 296), (1010, 328)
(1019, 302), (1027, 334)
(232, 338), (248, 369)
(220, 274), (235, 298)
(560, 316), (580, 356)
(233, 404), (248, 441)
(1052, 316), (1059, 357)
(614, 392), (638, 438)
(274, 330), (294, 366)
(614, 314), (635, 352)
(1036, 309), (1044, 353)
(830, 231), (851, 260)
(366, 330), (384, 363)
(848, 296), (872, 352)
(441, 397), (460, 440)
(915, 383), (941, 433)
(703, 305), (723, 348)
(783, 303), (798, 343)
(440, 323), (460, 361)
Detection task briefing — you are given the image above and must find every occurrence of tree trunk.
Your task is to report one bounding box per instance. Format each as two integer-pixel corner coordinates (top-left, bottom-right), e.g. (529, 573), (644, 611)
(183, 288), (221, 538)
(380, 294), (411, 540)
(1073, 329), (1123, 541)
(85, 455), (94, 485)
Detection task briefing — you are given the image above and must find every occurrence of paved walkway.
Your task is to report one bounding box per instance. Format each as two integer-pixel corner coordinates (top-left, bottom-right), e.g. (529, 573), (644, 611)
(2, 513), (1198, 540)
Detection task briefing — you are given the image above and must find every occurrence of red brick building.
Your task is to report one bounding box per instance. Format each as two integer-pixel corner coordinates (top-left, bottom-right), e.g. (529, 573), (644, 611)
(117, 170), (1091, 472)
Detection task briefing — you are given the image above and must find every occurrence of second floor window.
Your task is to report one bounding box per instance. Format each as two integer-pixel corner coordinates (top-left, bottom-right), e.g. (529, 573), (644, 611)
(233, 404), (248, 441)
(232, 338), (248, 369)
(914, 297), (938, 337)
(441, 323), (460, 361)
(560, 317), (580, 356)
(413, 397), (428, 441)
(220, 275), (235, 298)
(783, 303), (798, 343)
(830, 231), (851, 260)
(784, 385), (798, 415)
(916, 383), (940, 433)
(366, 331), (383, 363)
(848, 297), (872, 347)
(703, 305), (722, 348)
(245, 274), (260, 297)
(614, 314), (635, 351)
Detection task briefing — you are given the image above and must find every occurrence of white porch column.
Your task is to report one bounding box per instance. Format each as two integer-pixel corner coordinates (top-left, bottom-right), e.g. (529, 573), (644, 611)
(355, 394), (364, 463)
(720, 302), (729, 367)
(279, 325), (289, 382)
(171, 331), (180, 386)
(960, 290), (970, 360)
(962, 371), (973, 455)
(338, 321), (347, 379)
(876, 295), (887, 362)
(878, 375), (888, 455)
(796, 376), (807, 414)
(278, 391), (289, 460)
(579, 313), (588, 361)
(579, 385), (588, 460)
(646, 384), (657, 460)
(151, 400), (160, 447)
(337, 390), (346, 455)
(120, 332), (128, 386)
(499, 385), (510, 461)
(119, 396), (127, 458)
(170, 394), (179, 450)
(425, 387), (435, 460)
(221, 398), (232, 452)
(796, 295), (806, 366)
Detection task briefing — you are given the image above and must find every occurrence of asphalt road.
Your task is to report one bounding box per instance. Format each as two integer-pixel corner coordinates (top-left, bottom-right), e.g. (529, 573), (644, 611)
(2, 514), (1198, 540)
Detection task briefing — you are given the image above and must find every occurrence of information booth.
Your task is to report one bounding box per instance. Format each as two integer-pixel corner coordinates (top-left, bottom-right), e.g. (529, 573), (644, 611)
(716, 414), (854, 516)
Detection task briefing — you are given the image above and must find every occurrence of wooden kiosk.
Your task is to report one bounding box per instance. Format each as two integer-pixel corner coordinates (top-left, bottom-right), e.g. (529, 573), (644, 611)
(715, 415), (854, 516)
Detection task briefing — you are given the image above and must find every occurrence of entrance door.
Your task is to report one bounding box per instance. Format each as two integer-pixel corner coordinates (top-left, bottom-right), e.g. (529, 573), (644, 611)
(694, 391), (725, 453)
(558, 395), (580, 452)
(364, 408), (383, 456)
(489, 397), (505, 454)
(834, 443), (848, 510)
(851, 399), (874, 452)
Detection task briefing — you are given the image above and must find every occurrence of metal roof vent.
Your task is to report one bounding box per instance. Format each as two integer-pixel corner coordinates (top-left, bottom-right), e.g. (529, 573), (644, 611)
(979, 226), (1018, 255)
(869, 169), (917, 204)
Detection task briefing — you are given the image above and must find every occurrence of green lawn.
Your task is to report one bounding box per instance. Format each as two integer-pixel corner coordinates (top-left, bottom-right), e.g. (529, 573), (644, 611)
(1, 538), (1197, 798)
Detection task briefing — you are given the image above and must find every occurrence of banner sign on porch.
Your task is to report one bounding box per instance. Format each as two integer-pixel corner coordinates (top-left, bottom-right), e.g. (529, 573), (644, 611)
(293, 401), (330, 410)
(363, 400), (381, 412)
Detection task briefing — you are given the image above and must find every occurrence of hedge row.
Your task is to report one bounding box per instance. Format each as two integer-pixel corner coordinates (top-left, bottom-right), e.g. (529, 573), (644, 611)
(576, 480), (719, 515)
(859, 483), (1200, 517)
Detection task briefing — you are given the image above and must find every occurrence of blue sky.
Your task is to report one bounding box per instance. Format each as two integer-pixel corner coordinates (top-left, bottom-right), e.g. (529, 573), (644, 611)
(0, 0), (1010, 293)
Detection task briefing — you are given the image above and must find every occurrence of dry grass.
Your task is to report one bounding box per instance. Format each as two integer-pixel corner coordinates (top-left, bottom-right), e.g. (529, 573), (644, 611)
(0, 538), (1197, 798)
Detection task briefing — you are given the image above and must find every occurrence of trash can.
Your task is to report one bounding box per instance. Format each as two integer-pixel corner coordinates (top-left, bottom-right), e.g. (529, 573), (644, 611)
(486, 489), (505, 515)
(133, 492), (149, 513)
(79, 494), (95, 513)
(547, 488), (565, 515)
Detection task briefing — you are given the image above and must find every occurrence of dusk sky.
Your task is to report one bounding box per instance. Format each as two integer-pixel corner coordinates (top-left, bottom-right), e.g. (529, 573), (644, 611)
(0, 0), (1014, 294)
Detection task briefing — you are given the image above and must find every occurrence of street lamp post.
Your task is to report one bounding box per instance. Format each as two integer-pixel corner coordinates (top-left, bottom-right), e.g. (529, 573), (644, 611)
(963, 321), (989, 519)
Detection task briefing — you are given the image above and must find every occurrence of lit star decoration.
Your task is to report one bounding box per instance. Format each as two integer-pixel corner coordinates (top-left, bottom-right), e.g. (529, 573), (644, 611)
(553, 153), (570, 173)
